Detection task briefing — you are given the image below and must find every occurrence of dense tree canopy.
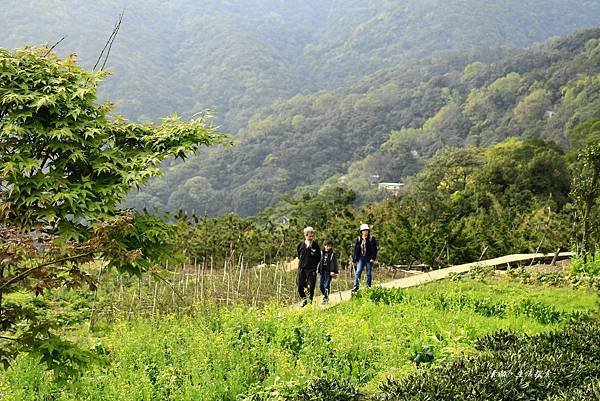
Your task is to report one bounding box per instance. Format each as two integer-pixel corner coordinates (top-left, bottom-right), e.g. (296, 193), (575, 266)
(128, 29), (600, 215)
(3, 0), (599, 130)
(4, 1), (600, 216)
(0, 47), (224, 372)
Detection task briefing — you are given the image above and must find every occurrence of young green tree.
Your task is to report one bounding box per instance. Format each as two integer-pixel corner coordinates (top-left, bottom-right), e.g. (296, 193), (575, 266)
(568, 121), (600, 260)
(0, 47), (225, 373)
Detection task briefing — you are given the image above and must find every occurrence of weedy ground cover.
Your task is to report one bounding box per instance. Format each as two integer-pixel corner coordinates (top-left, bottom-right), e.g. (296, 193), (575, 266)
(0, 275), (597, 401)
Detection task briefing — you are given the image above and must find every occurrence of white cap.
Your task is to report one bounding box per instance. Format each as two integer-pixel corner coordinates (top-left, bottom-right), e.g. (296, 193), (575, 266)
(360, 223), (370, 231)
(303, 226), (315, 235)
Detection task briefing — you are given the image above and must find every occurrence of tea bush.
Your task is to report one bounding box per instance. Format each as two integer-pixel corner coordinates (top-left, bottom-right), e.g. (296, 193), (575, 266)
(378, 318), (600, 401)
(240, 377), (360, 401)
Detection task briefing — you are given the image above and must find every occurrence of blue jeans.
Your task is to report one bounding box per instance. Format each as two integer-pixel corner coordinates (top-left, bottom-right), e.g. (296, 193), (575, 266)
(320, 273), (332, 298)
(354, 258), (372, 290)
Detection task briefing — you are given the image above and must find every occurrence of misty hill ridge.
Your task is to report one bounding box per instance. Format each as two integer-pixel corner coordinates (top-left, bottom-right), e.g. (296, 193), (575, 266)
(2, 0), (600, 130)
(2, 1), (600, 214)
(126, 28), (600, 215)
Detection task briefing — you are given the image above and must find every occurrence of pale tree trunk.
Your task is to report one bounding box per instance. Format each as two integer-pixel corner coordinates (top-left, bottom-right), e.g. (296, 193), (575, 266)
(581, 168), (599, 263)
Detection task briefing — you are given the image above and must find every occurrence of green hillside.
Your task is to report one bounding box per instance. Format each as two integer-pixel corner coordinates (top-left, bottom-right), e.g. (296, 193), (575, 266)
(128, 28), (600, 215)
(3, 1), (600, 214)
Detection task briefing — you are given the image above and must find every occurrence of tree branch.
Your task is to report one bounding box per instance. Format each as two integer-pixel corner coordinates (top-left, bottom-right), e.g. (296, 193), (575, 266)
(43, 36), (66, 57)
(0, 250), (96, 292)
(93, 9), (125, 72)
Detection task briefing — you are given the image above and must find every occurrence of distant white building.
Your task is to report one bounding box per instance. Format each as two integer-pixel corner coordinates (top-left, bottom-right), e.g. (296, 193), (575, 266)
(369, 174), (381, 185)
(378, 182), (405, 196)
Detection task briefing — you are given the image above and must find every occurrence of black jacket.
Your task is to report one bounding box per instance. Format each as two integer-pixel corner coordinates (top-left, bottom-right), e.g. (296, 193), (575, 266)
(318, 250), (339, 274)
(353, 235), (378, 263)
(297, 240), (321, 270)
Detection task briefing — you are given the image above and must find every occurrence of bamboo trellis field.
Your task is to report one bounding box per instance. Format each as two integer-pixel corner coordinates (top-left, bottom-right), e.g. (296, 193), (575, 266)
(88, 257), (410, 323)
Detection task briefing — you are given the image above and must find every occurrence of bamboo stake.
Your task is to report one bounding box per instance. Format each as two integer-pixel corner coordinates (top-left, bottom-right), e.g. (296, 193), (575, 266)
(246, 262), (251, 303)
(152, 281), (158, 317)
(255, 264), (263, 306)
(194, 257), (199, 302)
(88, 263), (103, 330)
(138, 276), (143, 311)
(277, 263), (284, 306)
(200, 257), (205, 301)
(280, 263), (285, 303)
(273, 261), (278, 286)
(210, 256), (215, 294)
(226, 273), (230, 305)
(237, 256), (244, 297)
(185, 262), (190, 295)
(128, 289), (136, 319)
(118, 274), (124, 302)
(171, 262), (177, 308)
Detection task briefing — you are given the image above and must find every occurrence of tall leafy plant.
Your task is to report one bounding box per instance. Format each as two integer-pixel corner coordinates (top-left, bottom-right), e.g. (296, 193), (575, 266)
(0, 46), (225, 373)
(569, 120), (600, 260)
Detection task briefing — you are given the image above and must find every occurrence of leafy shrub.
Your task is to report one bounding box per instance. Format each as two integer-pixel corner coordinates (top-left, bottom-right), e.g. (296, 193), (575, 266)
(449, 265), (496, 281)
(546, 378), (600, 400)
(474, 330), (521, 352)
(513, 299), (562, 324)
(378, 319), (600, 401)
(352, 287), (406, 305)
(507, 267), (568, 287)
(409, 344), (435, 366)
(431, 292), (471, 311)
(467, 265), (497, 281)
(239, 377), (360, 401)
(568, 273), (600, 290)
(569, 252), (600, 276)
(472, 298), (507, 318)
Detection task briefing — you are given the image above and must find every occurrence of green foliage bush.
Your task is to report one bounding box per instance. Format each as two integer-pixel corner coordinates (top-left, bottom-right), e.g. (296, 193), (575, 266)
(351, 287), (406, 305)
(353, 286), (580, 324)
(378, 318), (600, 401)
(240, 377), (360, 401)
(569, 251), (600, 276)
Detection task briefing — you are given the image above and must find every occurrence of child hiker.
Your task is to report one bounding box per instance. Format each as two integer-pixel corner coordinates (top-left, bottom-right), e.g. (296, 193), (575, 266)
(318, 239), (339, 304)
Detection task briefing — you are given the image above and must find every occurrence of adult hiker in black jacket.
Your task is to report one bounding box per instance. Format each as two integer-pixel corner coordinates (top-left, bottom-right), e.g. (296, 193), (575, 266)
(296, 226), (321, 307)
(352, 223), (378, 292)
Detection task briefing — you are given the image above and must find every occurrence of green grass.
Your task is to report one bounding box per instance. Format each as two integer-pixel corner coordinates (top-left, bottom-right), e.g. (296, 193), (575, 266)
(1, 278), (597, 401)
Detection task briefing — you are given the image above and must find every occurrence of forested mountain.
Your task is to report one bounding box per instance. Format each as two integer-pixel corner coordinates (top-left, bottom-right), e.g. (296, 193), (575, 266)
(127, 28), (600, 215)
(3, 0), (600, 130)
(3, 1), (600, 215)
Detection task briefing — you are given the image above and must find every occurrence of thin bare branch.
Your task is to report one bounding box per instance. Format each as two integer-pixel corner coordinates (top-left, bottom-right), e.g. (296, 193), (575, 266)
(43, 36), (66, 57)
(93, 9), (125, 71)
(100, 9), (125, 71)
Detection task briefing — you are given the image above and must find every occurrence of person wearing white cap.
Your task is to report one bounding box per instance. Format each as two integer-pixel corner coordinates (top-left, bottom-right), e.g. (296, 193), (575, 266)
(296, 226), (321, 307)
(352, 223), (378, 292)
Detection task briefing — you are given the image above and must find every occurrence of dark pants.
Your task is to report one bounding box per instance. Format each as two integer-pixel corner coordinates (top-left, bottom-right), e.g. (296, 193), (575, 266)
(320, 273), (332, 299)
(297, 268), (317, 301)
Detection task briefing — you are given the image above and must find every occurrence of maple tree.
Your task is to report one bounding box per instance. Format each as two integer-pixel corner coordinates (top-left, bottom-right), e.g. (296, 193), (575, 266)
(0, 46), (224, 373)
